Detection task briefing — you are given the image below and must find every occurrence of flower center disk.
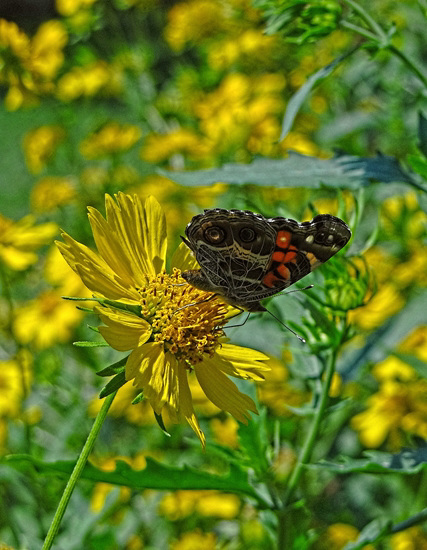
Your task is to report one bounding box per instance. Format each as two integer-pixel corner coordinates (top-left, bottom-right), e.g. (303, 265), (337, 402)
(139, 268), (229, 364)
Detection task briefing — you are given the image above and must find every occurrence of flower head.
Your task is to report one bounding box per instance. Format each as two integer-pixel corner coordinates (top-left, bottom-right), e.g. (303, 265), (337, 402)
(57, 193), (269, 446)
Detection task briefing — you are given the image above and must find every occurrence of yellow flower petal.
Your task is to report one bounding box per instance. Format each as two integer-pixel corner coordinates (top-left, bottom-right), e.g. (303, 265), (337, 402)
(194, 356), (258, 423)
(144, 195), (167, 274)
(125, 341), (163, 383)
(88, 206), (148, 289)
(56, 233), (140, 302)
(215, 343), (270, 380)
(104, 193), (158, 280)
(170, 241), (199, 271)
(176, 360), (205, 447)
(95, 306), (151, 351)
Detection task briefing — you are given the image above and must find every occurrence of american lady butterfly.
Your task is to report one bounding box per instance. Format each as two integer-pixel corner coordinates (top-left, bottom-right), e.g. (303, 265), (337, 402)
(181, 208), (351, 314)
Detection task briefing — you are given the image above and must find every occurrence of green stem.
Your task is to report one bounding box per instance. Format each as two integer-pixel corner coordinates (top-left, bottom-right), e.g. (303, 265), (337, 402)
(42, 392), (116, 549)
(340, 0), (427, 87)
(341, 0), (387, 40)
(284, 351), (337, 506)
(388, 44), (427, 89)
(276, 351), (337, 548)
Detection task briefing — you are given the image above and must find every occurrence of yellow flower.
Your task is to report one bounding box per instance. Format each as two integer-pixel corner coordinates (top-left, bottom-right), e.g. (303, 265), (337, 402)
(90, 453), (147, 512)
(13, 289), (84, 349)
(316, 523), (374, 550)
(0, 350), (33, 418)
(348, 283), (405, 331)
(351, 358), (427, 449)
(140, 128), (211, 163)
(23, 125), (65, 174)
(28, 20), (67, 80)
(391, 526), (427, 550)
(171, 530), (216, 550)
(56, 61), (117, 101)
(159, 490), (240, 520)
(399, 325), (427, 362)
(0, 19), (29, 58)
(0, 213), (57, 270)
(210, 416), (239, 448)
(165, 0), (226, 52)
(257, 355), (307, 416)
(57, 193), (269, 445)
(56, 0), (97, 17)
(80, 123), (142, 158)
(31, 176), (76, 212)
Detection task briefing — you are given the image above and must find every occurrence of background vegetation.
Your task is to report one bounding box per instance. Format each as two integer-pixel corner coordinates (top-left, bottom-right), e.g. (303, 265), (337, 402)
(0, 0), (426, 548)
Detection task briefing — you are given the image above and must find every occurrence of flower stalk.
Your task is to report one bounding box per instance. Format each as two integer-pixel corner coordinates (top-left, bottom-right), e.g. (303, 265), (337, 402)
(42, 392), (116, 550)
(277, 349), (337, 549)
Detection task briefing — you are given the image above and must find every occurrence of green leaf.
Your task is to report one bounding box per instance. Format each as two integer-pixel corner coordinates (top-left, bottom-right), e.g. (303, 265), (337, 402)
(418, 111), (427, 157)
(3, 454), (270, 506)
(280, 46), (359, 141)
(96, 356), (128, 377)
(131, 392), (145, 404)
(154, 411), (171, 436)
(99, 371), (127, 398)
(162, 152), (414, 190)
(238, 407), (269, 474)
(343, 518), (391, 550)
(315, 448), (427, 475)
(73, 341), (109, 348)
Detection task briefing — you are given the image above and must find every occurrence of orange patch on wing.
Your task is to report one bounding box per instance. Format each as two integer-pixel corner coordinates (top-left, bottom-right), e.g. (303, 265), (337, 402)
(276, 231), (291, 248)
(283, 250), (297, 262)
(276, 264), (290, 280)
(263, 271), (280, 288)
(272, 250), (285, 262)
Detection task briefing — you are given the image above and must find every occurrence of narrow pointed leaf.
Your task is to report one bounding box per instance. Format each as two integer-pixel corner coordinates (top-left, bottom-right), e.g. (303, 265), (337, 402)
(96, 356), (128, 377)
(99, 371), (127, 398)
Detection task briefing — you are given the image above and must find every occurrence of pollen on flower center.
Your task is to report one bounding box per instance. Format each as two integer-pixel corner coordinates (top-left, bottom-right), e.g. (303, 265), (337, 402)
(138, 268), (229, 364)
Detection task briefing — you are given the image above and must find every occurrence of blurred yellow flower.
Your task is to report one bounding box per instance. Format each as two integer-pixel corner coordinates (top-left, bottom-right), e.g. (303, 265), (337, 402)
(80, 123), (142, 158)
(208, 29), (278, 70)
(13, 245), (90, 348)
(56, 0), (97, 17)
(257, 355), (307, 416)
(159, 490), (240, 520)
(171, 530), (216, 550)
(210, 416), (239, 448)
(0, 18), (29, 57)
(193, 72), (286, 157)
(141, 128), (211, 163)
(0, 350), (33, 418)
(57, 61), (119, 101)
(315, 523), (374, 550)
(0, 213), (57, 270)
(351, 357), (427, 449)
(31, 176), (76, 212)
(165, 0), (226, 51)
(90, 453), (147, 512)
(57, 193), (269, 446)
(28, 20), (68, 80)
(399, 325), (427, 362)
(13, 289), (84, 349)
(23, 125), (65, 174)
(0, 19), (67, 108)
(348, 283), (405, 331)
(391, 526), (427, 550)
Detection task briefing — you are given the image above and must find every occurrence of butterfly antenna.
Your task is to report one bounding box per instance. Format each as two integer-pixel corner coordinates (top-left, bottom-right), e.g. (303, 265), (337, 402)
(283, 284), (314, 295)
(265, 308), (306, 343)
